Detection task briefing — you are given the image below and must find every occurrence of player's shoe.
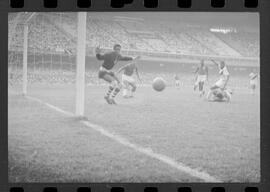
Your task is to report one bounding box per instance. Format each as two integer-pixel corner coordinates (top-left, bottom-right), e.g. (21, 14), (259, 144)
(110, 98), (117, 105)
(104, 96), (112, 104)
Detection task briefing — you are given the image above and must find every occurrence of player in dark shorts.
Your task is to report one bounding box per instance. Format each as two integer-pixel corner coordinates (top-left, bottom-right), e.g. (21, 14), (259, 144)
(95, 44), (140, 104)
(117, 61), (142, 98)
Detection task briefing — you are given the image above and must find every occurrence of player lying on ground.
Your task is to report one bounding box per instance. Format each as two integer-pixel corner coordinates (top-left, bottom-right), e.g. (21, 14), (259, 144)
(117, 60), (142, 98)
(207, 60), (231, 102)
(249, 71), (259, 94)
(194, 60), (208, 97)
(207, 87), (232, 102)
(96, 44), (140, 104)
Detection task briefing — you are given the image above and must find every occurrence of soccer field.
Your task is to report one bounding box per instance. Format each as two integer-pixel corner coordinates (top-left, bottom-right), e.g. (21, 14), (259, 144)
(8, 84), (260, 182)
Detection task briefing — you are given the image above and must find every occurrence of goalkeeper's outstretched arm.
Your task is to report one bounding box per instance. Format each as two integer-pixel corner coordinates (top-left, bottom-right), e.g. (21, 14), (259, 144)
(95, 46), (106, 60)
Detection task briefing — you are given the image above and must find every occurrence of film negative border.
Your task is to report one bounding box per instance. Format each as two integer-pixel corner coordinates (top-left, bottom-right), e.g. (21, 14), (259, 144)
(1, 0), (261, 10)
(1, 0), (270, 192)
(8, 0), (259, 9)
(5, 184), (264, 192)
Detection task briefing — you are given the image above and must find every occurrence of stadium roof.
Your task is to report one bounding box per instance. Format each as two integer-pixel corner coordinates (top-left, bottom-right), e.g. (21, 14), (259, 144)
(89, 12), (259, 31)
(9, 12), (259, 32)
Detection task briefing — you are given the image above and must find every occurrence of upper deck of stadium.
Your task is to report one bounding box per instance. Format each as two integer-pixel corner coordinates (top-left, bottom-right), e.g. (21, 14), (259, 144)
(8, 12), (259, 61)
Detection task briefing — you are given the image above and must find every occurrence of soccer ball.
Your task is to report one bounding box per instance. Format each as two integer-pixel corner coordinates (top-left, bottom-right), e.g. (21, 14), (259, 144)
(152, 77), (166, 92)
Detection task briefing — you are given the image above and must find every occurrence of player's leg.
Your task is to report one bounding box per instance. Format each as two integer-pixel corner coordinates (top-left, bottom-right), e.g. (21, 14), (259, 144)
(194, 75), (198, 91)
(201, 81), (205, 95)
(110, 80), (122, 104)
(101, 74), (115, 104)
(121, 74), (129, 98)
(199, 81), (203, 97)
(211, 85), (219, 90)
(123, 83), (131, 98)
(252, 84), (256, 94)
(176, 80), (180, 89)
(104, 73), (122, 104)
(129, 82), (137, 97)
(198, 82), (201, 94)
(196, 75), (203, 96)
(122, 75), (136, 98)
(250, 81), (256, 94)
(127, 76), (136, 97)
(211, 78), (224, 90)
(122, 84), (129, 98)
(207, 89), (214, 101)
(224, 89), (232, 102)
(123, 84), (131, 98)
(122, 81), (129, 98)
(98, 68), (121, 104)
(200, 76), (206, 96)
(194, 81), (198, 91)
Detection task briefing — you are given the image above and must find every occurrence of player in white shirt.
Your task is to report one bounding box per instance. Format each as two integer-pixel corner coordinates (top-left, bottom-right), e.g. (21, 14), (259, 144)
(249, 71), (258, 94)
(210, 60), (230, 90)
(117, 60), (142, 98)
(207, 60), (232, 102)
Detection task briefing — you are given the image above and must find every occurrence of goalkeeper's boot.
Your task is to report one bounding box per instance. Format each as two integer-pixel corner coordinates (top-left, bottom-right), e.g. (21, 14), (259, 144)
(110, 98), (117, 105)
(104, 96), (112, 104)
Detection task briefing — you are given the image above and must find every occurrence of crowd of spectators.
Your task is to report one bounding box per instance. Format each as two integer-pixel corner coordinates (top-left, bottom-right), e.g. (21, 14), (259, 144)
(9, 13), (259, 58)
(216, 32), (259, 57)
(8, 13), (259, 92)
(8, 67), (254, 90)
(9, 14), (75, 54)
(189, 28), (242, 56)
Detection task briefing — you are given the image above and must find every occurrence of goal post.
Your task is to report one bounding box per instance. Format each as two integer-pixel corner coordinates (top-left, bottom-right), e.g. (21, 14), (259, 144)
(75, 12), (87, 116)
(16, 12), (87, 116)
(20, 13), (36, 95)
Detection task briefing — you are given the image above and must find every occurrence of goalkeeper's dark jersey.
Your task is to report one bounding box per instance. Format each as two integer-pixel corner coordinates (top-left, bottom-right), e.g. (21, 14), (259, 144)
(96, 51), (133, 70)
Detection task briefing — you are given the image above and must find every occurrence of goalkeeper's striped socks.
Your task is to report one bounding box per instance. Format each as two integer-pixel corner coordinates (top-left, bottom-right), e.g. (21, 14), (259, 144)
(106, 85), (114, 97)
(111, 87), (120, 98)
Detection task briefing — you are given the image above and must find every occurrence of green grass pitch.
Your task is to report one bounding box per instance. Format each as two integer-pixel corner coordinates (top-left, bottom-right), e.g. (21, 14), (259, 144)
(8, 84), (260, 182)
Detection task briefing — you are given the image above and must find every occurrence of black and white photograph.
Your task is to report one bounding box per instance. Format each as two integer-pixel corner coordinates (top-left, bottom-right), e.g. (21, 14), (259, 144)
(8, 12), (260, 183)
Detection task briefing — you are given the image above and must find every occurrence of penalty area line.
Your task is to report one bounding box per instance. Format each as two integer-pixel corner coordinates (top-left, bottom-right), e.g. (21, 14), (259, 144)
(24, 95), (221, 183)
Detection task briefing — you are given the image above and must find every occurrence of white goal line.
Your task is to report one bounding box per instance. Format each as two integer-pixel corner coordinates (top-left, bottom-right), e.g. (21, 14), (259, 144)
(20, 94), (221, 183)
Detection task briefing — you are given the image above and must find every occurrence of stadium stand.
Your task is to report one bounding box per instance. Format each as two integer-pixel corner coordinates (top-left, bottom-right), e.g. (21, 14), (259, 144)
(215, 32), (259, 57)
(8, 13), (259, 58)
(8, 13), (259, 88)
(188, 28), (242, 56)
